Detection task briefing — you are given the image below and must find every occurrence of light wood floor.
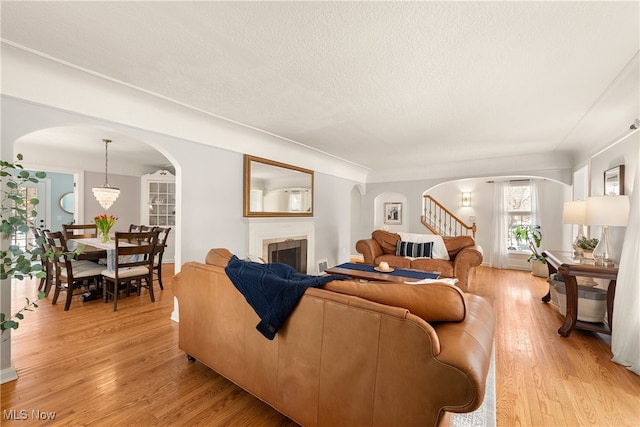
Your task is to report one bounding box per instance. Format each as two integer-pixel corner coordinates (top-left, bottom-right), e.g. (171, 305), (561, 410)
(2, 265), (640, 426)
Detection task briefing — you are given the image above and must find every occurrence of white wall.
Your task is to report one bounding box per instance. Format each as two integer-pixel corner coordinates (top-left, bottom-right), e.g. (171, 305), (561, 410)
(374, 192), (409, 233)
(83, 171), (141, 231)
(587, 130), (639, 261)
(314, 172), (358, 267)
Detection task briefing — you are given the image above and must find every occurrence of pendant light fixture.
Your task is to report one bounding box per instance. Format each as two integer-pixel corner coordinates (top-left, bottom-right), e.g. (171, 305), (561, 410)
(92, 139), (120, 210)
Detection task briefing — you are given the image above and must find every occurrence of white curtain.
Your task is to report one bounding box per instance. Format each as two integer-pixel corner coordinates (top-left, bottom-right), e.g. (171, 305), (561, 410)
(530, 179), (540, 227)
(490, 181), (509, 268)
(611, 165), (640, 375)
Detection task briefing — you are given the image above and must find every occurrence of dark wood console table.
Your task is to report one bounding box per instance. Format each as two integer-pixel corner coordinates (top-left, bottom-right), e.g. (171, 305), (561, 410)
(542, 250), (618, 337)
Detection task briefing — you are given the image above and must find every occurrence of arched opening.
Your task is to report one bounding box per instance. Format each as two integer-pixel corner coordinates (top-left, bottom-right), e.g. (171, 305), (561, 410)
(373, 192), (409, 232)
(423, 175), (572, 270)
(10, 123), (181, 265)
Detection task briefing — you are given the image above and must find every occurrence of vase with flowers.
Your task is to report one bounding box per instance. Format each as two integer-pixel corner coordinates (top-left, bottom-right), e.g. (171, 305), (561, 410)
(94, 214), (117, 243)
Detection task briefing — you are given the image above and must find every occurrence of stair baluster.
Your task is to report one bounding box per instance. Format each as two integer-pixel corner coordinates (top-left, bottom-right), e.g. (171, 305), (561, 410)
(421, 195), (476, 238)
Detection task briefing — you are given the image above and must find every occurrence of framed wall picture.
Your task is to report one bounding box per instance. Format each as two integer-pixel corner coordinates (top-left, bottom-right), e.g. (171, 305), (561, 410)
(384, 202), (402, 225)
(604, 165), (624, 195)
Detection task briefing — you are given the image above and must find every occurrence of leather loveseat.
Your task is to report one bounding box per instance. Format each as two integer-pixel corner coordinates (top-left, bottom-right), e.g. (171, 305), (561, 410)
(356, 230), (483, 292)
(173, 248), (495, 427)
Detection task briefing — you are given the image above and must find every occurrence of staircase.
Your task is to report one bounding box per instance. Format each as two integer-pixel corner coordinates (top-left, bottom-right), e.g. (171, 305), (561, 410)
(421, 195), (476, 238)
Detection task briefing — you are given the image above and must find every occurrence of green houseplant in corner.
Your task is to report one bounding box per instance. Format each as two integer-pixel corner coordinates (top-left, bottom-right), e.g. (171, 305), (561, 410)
(0, 154), (47, 337)
(513, 224), (548, 277)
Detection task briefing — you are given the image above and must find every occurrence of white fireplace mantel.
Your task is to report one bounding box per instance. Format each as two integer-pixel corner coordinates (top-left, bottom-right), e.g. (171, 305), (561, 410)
(244, 217), (316, 274)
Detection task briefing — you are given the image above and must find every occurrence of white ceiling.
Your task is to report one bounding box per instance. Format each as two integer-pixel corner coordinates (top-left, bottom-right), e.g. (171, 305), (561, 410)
(2, 1), (639, 179)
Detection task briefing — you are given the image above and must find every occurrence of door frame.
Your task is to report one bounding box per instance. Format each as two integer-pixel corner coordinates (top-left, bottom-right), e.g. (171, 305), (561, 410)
(20, 162), (84, 225)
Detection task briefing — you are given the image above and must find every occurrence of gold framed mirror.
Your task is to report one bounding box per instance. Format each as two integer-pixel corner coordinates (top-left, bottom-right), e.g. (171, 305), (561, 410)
(244, 155), (314, 217)
(59, 192), (74, 214)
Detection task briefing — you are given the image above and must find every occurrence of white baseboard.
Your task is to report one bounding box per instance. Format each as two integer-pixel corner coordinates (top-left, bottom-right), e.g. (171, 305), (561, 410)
(0, 365), (18, 384)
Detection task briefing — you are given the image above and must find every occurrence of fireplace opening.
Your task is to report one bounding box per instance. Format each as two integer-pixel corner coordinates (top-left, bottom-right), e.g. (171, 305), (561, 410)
(268, 239), (308, 274)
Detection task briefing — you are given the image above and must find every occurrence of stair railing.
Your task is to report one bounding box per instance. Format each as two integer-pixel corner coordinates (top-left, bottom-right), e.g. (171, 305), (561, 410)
(421, 195), (476, 238)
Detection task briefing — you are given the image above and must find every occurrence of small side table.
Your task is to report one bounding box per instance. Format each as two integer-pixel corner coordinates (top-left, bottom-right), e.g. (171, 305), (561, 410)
(542, 250), (618, 337)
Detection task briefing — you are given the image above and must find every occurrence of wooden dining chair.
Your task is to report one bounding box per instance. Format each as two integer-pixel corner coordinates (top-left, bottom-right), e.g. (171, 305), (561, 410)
(44, 230), (104, 310)
(63, 223), (98, 240)
(129, 224), (155, 232)
(101, 230), (158, 311)
(150, 226), (171, 290)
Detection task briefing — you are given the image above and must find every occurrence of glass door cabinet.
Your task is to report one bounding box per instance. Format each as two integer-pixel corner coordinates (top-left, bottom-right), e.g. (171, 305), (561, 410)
(141, 170), (175, 262)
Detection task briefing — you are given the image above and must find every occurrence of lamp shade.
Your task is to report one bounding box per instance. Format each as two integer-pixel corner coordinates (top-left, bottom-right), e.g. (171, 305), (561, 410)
(585, 195), (629, 227)
(562, 200), (586, 224)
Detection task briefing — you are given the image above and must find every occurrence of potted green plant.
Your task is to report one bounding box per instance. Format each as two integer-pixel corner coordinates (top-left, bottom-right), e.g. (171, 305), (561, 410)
(1, 154), (47, 336)
(575, 236), (599, 259)
(513, 224), (548, 277)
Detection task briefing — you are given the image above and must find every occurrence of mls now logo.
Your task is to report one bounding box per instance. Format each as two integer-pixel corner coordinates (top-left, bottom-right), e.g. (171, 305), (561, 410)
(4, 410), (56, 420)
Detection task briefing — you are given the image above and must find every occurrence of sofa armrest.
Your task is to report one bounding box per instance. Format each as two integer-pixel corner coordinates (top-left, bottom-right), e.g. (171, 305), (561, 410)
(434, 293), (494, 413)
(355, 238), (384, 264)
(452, 245), (483, 292)
(453, 245), (483, 266)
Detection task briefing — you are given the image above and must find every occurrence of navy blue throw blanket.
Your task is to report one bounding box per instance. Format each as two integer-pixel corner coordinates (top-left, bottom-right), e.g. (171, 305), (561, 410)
(225, 256), (346, 340)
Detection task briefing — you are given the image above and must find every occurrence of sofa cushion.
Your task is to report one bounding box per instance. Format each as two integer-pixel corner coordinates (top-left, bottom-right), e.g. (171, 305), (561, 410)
(396, 241), (433, 258)
(410, 259), (455, 278)
(322, 279), (467, 323)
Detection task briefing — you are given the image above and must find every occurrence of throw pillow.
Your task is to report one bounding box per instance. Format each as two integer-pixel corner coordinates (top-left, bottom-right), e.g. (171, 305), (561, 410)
(396, 241), (433, 258)
(397, 232), (450, 260)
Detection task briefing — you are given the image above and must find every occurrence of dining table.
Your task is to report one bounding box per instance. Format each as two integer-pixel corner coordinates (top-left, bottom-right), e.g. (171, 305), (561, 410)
(66, 237), (139, 273)
(66, 238), (106, 260)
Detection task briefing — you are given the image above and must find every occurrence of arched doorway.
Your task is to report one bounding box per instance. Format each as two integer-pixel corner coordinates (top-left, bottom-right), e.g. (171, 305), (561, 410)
(424, 176), (571, 270)
(13, 125), (177, 240)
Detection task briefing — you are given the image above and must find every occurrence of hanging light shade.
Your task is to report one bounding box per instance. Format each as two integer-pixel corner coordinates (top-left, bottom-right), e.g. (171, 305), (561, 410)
(92, 139), (120, 210)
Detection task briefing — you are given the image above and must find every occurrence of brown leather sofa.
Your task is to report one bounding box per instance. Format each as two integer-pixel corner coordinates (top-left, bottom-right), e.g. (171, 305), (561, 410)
(356, 230), (483, 292)
(173, 248), (495, 427)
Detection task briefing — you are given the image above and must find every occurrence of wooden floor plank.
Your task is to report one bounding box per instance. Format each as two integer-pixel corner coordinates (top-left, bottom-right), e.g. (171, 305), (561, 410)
(2, 264), (640, 426)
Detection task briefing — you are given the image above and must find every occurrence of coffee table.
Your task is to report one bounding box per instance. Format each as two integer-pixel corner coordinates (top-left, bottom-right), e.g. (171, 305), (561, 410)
(325, 262), (440, 283)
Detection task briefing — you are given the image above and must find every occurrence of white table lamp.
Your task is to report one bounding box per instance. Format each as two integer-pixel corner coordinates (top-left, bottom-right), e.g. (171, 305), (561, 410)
(585, 195), (630, 266)
(562, 200), (586, 256)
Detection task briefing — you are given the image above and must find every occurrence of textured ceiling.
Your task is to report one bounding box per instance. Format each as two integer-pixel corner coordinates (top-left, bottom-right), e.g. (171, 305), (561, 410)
(2, 1), (639, 179)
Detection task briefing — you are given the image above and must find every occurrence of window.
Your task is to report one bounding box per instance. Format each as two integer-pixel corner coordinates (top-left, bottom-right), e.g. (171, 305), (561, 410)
(11, 186), (38, 251)
(506, 180), (534, 251)
(288, 190), (302, 212)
